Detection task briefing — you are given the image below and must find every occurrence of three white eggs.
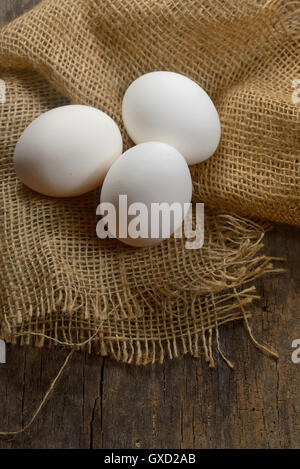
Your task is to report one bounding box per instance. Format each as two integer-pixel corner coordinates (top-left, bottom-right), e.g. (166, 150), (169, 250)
(14, 71), (221, 247)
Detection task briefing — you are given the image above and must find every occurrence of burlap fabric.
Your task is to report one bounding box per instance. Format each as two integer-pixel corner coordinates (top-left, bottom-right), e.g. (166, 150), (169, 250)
(0, 0), (298, 365)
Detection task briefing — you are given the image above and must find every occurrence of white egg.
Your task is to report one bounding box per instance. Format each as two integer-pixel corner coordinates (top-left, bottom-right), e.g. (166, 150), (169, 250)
(122, 71), (221, 165)
(100, 142), (192, 247)
(14, 105), (123, 197)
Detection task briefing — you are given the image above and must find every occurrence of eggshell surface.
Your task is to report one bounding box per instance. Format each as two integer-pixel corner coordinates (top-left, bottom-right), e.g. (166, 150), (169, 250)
(100, 142), (192, 247)
(14, 105), (123, 197)
(122, 71), (221, 165)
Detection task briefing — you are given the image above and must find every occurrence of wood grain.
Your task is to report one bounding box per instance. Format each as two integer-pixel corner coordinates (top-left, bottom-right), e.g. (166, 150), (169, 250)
(0, 0), (299, 449)
(0, 0), (41, 28)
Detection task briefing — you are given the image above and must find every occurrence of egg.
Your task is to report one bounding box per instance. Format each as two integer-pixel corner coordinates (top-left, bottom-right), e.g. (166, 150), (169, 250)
(100, 142), (192, 247)
(14, 105), (123, 197)
(122, 71), (221, 165)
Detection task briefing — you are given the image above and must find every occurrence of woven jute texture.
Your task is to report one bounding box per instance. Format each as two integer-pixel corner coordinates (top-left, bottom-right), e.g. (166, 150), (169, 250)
(0, 0), (298, 365)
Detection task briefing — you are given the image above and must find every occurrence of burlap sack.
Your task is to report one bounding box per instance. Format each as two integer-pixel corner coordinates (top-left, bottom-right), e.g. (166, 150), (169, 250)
(0, 0), (297, 365)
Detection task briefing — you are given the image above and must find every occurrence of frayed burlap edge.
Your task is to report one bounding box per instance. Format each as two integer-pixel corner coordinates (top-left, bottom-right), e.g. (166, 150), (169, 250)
(0, 240), (282, 437)
(0, 215), (282, 368)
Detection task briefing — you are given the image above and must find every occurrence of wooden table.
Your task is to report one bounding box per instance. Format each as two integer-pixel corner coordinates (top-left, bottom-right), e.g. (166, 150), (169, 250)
(0, 0), (299, 449)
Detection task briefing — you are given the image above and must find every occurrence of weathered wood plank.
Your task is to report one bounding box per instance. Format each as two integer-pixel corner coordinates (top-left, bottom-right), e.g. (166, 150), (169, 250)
(0, 1), (299, 449)
(0, 0), (41, 28)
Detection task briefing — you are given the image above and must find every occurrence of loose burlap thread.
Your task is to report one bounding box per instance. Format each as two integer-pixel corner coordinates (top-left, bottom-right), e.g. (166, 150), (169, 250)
(0, 0), (298, 372)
